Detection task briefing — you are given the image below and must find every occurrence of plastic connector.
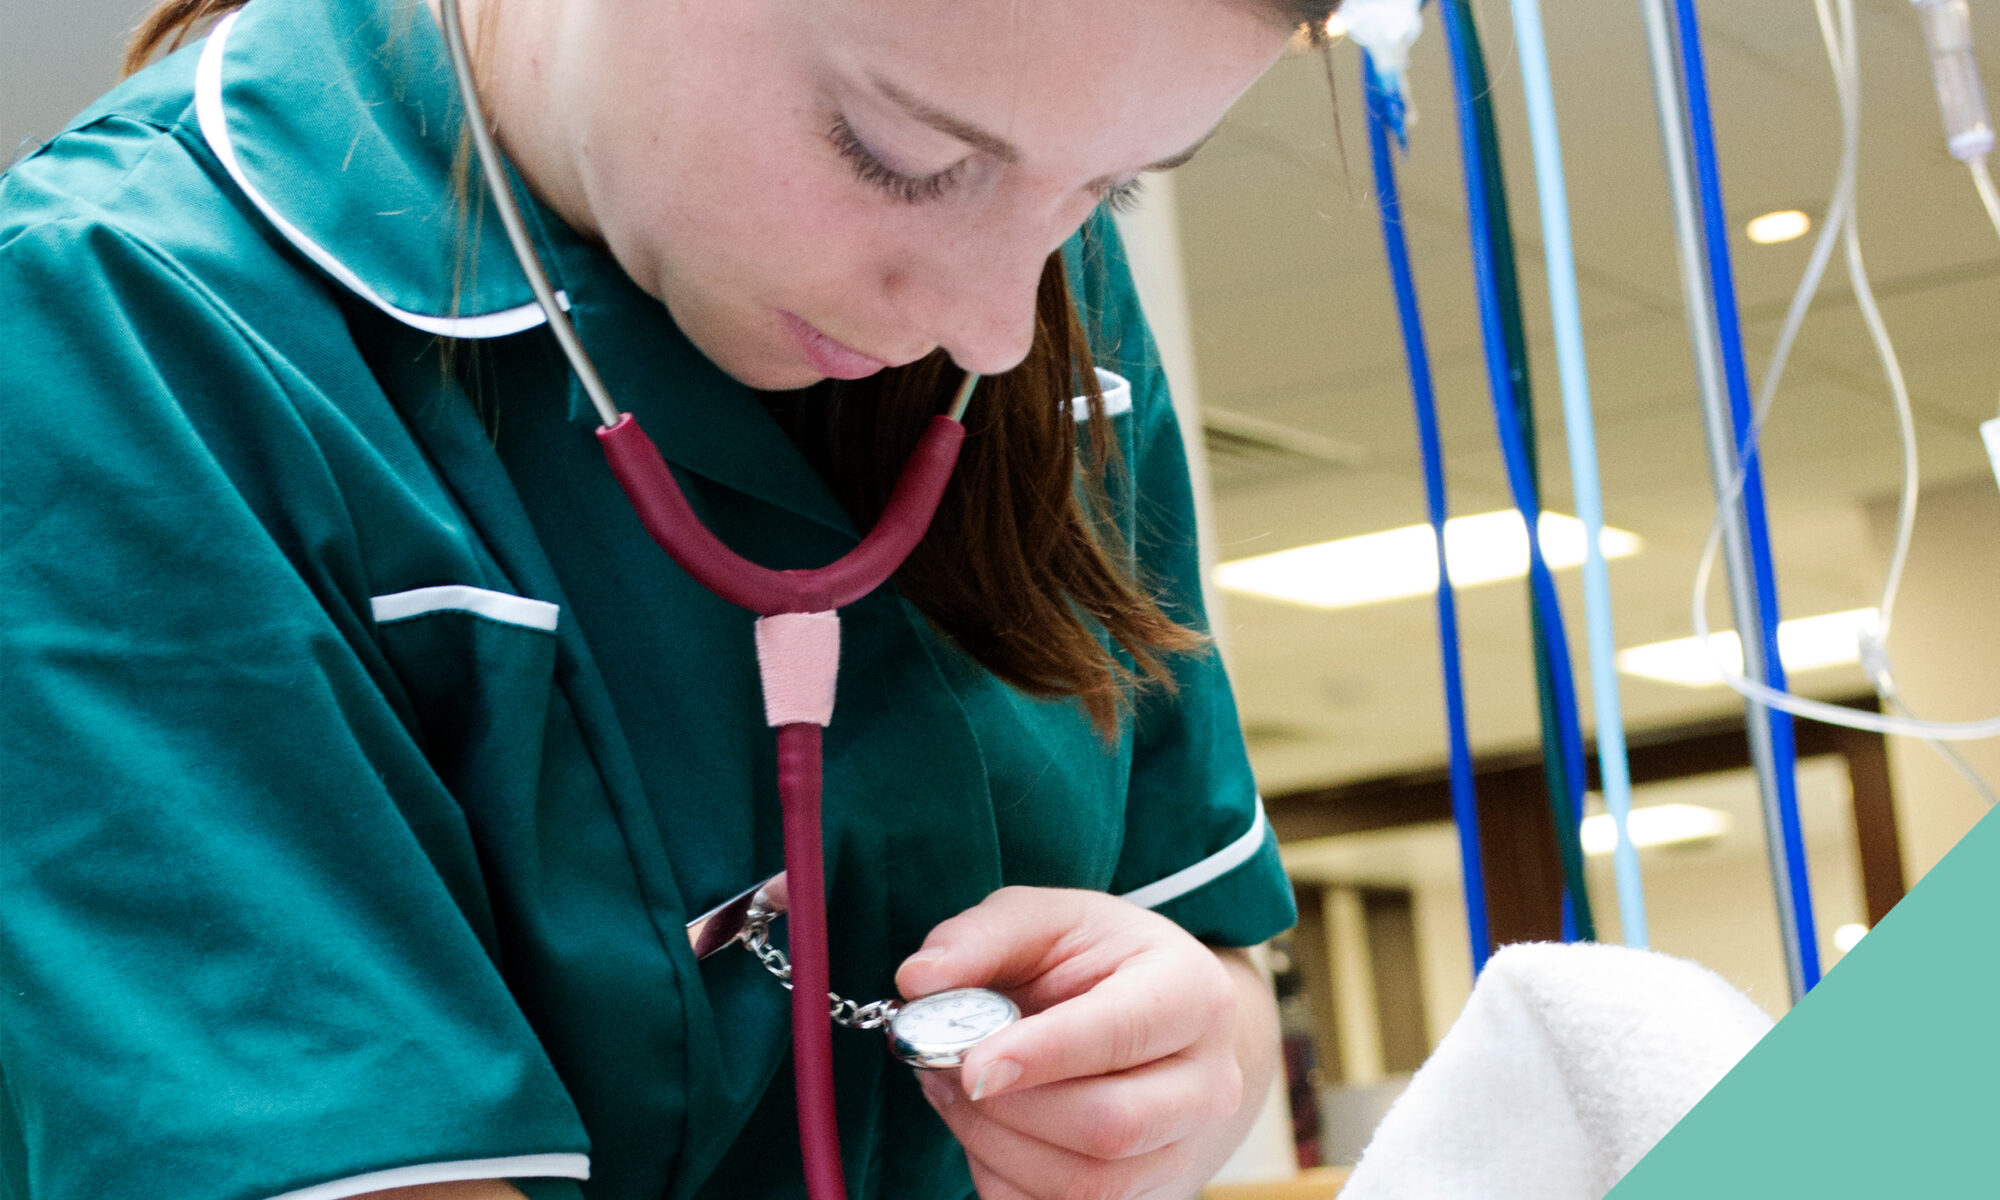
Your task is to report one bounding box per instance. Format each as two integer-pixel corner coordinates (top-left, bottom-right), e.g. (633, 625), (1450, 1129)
(1913, 0), (1994, 161)
(1982, 416), (2000, 492)
(1342, 0), (1424, 145)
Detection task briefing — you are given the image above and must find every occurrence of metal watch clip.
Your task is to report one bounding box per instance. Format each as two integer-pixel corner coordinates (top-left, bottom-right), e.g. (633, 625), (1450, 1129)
(686, 872), (787, 960)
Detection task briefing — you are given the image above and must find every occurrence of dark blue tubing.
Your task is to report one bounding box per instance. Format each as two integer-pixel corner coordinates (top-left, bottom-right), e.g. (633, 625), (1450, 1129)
(1363, 54), (1491, 974)
(1668, 0), (1822, 989)
(1435, 0), (1595, 939)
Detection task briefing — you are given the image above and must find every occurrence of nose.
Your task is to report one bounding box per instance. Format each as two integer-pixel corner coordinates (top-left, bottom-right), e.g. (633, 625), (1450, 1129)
(892, 212), (1052, 377)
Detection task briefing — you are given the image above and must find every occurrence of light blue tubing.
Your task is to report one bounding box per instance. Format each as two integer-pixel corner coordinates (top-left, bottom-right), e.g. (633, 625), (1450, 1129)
(1435, 0), (1597, 941)
(1362, 52), (1492, 976)
(1504, 0), (1648, 948)
(1667, 0), (1822, 993)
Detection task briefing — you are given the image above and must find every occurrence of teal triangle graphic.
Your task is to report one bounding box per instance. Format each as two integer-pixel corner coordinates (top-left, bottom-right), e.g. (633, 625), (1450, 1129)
(1608, 802), (2000, 1197)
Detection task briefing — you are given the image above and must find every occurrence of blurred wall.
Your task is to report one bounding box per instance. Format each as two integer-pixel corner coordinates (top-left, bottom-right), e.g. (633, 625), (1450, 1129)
(1866, 475), (2000, 883)
(4, 0), (160, 162)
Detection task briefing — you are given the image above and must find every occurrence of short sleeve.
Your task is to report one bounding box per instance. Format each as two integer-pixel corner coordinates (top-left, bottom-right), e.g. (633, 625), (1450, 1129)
(1063, 211), (1297, 947)
(0, 219), (589, 1199)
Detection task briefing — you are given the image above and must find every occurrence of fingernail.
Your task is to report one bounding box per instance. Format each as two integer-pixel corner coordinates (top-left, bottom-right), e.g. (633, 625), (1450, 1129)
(969, 1058), (1020, 1101)
(895, 951), (949, 997)
(901, 950), (947, 974)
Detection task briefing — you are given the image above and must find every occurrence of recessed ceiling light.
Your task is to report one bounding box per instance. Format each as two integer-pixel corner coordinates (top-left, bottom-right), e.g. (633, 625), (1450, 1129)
(1615, 608), (1879, 688)
(1746, 209), (1812, 244)
(1214, 511), (1642, 610)
(1834, 923), (1869, 952)
(1580, 803), (1731, 854)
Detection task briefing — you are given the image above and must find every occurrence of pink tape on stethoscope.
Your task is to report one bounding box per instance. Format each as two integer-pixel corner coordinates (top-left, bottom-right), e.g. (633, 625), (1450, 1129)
(755, 613), (842, 727)
(598, 409), (967, 1200)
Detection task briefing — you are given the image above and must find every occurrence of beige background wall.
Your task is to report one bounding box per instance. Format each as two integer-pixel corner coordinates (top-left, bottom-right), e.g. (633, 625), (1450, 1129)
(1866, 476), (2000, 884)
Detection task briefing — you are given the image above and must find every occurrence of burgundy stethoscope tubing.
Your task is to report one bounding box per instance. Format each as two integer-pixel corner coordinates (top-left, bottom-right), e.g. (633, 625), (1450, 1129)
(597, 413), (966, 613)
(434, 5), (969, 1189)
(599, 412), (967, 1200)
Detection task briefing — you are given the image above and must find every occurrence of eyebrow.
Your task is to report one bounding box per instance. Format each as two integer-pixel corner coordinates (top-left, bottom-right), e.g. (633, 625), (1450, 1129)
(1135, 130), (1218, 174)
(871, 75), (1219, 180)
(874, 76), (1022, 163)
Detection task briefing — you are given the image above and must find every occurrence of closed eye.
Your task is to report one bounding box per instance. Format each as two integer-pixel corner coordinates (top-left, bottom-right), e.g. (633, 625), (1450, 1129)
(828, 114), (965, 205)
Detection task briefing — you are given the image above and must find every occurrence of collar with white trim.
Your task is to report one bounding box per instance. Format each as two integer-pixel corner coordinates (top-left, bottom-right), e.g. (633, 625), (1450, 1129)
(195, 0), (549, 337)
(196, 0), (876, 533)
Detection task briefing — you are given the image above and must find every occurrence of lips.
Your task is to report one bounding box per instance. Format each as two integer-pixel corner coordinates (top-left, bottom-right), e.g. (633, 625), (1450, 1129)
(780, 310), (892, 381)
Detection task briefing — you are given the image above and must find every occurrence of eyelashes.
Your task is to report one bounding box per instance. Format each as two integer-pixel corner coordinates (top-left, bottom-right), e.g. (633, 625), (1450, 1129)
(1101, 178), (1145, 214)
(827, 112), (1149, 214)
(827, 114), (963, 204)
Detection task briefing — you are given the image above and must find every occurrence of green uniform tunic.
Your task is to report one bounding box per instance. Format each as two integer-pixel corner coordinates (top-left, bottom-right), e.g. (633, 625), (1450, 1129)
(0, 0), (1295, 1197)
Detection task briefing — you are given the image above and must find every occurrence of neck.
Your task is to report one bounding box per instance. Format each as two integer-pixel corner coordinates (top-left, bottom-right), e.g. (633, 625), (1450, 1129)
(424, 0), (602, 244)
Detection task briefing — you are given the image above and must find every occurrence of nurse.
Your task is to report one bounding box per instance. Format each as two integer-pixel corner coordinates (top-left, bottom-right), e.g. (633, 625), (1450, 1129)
(0, 0), (1331, 1198)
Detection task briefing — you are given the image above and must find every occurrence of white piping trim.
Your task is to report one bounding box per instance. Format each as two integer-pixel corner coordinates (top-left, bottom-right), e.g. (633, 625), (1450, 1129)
(194, 12), (561, 340)
(372, 585), (560, 632)
(263, 1154), (590, 1200)
(1070, 368), (1133, 422)
(1118, 795), (1269, 910)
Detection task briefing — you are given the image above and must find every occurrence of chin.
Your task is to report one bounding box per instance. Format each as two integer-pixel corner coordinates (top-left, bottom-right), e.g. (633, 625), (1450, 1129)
(713, 352), (826, 392)
(666, 296), (825, 391)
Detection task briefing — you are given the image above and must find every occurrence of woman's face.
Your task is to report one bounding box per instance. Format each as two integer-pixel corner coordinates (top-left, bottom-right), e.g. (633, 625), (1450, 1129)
(517, 0), (1294, 389)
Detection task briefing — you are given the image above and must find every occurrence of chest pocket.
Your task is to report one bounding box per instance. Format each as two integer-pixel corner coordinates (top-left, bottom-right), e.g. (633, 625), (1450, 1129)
(369, 585), (561, 808)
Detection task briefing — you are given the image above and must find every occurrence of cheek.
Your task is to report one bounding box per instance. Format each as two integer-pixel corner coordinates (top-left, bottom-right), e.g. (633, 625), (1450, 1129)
(638, 100), (882, 283)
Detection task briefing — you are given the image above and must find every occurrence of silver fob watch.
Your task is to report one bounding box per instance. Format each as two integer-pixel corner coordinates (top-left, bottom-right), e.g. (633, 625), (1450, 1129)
(886, 987), (1020, 1070)
(692, 878), (1020, 1071)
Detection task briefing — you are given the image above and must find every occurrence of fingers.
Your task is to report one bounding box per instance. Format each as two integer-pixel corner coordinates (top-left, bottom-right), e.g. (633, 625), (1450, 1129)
(965, 1160), (1035, 1200)
(896, 888), (1235, 1097)
(899, 889), (1257, 1200)
(921, 1070), (1206, 1200)
(897, 887), (1127, 1001)
(960, 1050), (1242, 1161)
(959, 949), (1234, 1098)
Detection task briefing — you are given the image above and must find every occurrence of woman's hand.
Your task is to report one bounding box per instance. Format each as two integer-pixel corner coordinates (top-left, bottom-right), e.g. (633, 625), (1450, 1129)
(896, 887), (1280, 1200)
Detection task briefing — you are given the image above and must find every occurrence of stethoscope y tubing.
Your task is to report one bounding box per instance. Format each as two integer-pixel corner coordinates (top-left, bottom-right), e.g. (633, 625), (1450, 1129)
(597, 413), (967, 613)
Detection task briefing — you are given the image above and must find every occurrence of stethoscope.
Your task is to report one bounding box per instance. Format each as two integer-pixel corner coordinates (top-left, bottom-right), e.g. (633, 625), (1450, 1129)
(435, 4), (1019, 1197)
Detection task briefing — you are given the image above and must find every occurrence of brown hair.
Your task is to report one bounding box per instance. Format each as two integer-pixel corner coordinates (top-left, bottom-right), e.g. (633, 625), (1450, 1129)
(773, 257), (1186, 733)
(122, 0), (244, 76)
(126, 0), (1341, 733)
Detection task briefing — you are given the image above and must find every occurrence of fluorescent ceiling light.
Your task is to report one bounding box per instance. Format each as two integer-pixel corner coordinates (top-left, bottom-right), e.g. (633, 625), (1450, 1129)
(1746, 209), (1812, 244)
(1616, 607), (1879, 688)
(1580, 803), (1731, 855)
(1214, 511), (1641, 611)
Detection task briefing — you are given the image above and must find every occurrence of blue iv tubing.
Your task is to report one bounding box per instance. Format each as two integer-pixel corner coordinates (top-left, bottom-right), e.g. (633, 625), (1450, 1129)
(1669, 0), (1822, 987)
(1436, 0), (1595, 939)
(1506, 0), (1649, 947)
(1363, 53), (1492, 975)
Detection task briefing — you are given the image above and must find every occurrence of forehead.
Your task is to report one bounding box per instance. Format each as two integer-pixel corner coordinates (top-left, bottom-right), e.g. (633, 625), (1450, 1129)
(788, 0), (1293, 168)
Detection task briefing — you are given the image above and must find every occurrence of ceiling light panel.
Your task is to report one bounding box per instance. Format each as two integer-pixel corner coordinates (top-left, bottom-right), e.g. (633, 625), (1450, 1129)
(1746, 209), (1813, 244)
(1214, 510), (1642, 610)
(1615, 608), (1879, 687)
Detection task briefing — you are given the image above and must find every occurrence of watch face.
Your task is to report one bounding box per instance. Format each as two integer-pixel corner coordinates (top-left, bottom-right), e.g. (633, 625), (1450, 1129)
(888, 988), (1020, 1069)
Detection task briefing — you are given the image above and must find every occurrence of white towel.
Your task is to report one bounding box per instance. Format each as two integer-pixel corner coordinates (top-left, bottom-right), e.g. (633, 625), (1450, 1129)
(1339, 942), (1773, 1200)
